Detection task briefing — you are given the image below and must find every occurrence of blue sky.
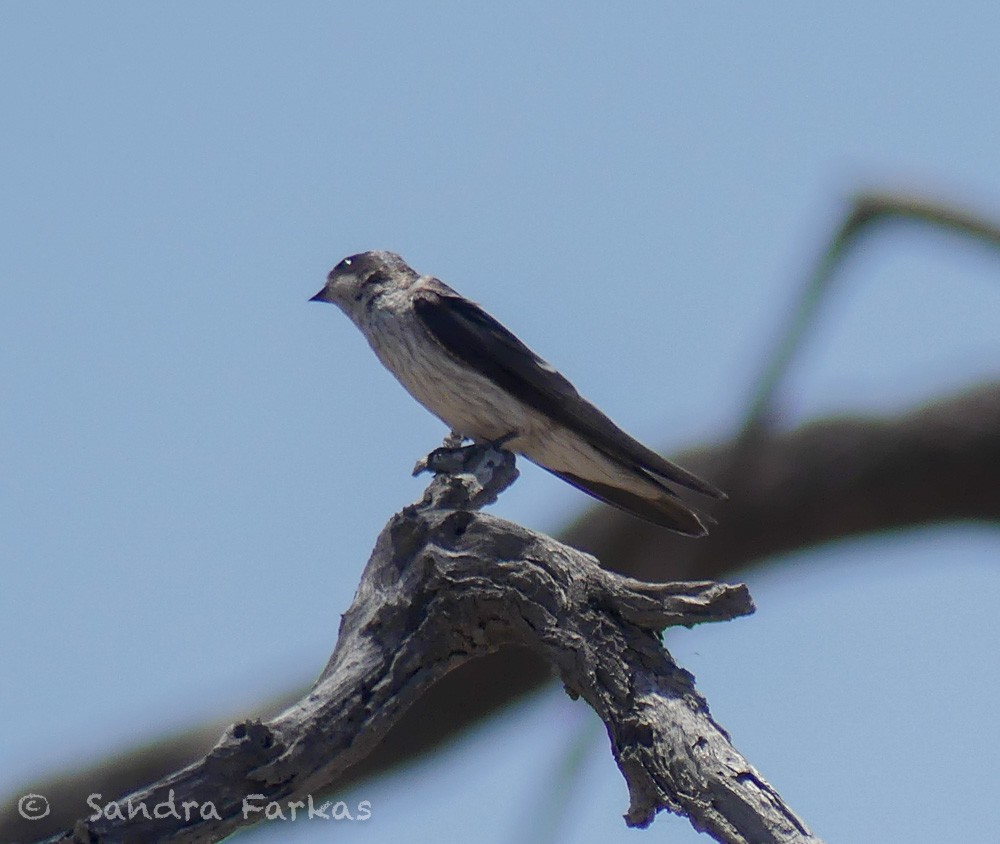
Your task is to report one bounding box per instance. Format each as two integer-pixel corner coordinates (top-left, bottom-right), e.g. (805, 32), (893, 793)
(2, 3), (1000, 842)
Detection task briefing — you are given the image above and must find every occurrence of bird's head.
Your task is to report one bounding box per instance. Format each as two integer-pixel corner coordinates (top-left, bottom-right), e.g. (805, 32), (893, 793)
(310, 251), (417, 318)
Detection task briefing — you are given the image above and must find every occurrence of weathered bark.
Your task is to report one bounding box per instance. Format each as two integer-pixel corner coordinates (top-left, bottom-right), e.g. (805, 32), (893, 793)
(29, 446), (817, 844)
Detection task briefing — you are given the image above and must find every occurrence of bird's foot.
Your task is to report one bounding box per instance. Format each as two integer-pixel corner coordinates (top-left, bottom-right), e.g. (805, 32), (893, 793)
(413, 431), (516, 476)
(412, 431), (520, 511)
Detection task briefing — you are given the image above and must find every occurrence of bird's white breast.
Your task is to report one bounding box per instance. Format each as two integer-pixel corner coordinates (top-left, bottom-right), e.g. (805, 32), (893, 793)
(354, 290), (539, 443)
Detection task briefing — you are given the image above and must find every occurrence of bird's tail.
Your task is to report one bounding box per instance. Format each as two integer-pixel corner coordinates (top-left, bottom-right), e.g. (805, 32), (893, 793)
(543, 467), (713, 536)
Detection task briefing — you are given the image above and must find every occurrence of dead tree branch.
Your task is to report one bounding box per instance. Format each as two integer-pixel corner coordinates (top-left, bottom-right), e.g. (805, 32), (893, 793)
(34, 446), (818, 844)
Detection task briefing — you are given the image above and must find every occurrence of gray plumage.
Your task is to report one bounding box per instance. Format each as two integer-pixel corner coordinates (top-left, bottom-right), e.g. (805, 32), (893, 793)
(310, 251), (725, 535)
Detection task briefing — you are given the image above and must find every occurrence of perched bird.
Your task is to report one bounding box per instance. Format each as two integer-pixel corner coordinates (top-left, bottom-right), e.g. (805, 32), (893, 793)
(310, 251), (725, 535)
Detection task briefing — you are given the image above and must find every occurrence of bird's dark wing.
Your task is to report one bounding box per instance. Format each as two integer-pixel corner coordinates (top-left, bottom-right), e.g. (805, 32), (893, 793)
(412, 285), (725, 500)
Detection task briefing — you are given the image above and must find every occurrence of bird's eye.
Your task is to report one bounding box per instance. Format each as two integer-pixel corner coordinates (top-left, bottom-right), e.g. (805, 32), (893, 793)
(344, 258), (352, 267)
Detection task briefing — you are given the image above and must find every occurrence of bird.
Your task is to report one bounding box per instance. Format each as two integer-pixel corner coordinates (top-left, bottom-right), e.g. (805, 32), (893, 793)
(309, 251), (725, 535)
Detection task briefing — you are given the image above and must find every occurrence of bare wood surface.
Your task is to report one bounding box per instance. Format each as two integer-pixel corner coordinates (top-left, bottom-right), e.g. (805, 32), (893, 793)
(28, 446), (818, 844)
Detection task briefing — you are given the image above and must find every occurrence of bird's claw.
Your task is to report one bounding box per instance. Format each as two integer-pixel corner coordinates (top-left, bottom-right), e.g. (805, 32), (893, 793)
(413, 432), (516, 477)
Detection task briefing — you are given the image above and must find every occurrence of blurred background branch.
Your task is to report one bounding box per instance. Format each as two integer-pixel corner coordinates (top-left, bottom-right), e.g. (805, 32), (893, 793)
(740, 191), (1000, 437)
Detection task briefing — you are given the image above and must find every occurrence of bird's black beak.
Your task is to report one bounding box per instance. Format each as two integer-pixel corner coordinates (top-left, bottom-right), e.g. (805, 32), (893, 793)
(309, 288), (328, 303)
